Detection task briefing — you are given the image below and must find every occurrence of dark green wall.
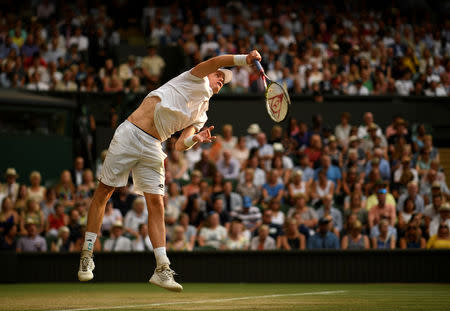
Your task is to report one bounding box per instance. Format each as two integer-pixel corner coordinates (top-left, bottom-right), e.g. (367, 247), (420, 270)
(1, 251), (449, 283)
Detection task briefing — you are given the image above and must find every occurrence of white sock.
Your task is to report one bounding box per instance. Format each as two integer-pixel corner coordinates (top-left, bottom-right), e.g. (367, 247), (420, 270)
(154, 247), (170, 266)
(82, 232), (97, 255)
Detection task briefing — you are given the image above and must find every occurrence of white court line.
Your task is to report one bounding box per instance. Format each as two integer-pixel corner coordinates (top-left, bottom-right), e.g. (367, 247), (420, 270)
(49, 290), (347, 311)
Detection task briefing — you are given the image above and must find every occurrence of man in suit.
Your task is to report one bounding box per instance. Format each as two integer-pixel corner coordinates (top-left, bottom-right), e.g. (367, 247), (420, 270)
(71, 156), (84, 187)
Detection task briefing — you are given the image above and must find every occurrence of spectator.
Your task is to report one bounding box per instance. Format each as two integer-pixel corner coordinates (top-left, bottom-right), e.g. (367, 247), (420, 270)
(393, 157), (419, 185)
(217, 150), (240, 180)
(295, 155), (315, 182)
(141, 45), (165, 87)
(240, 154), (266, 187)
(16, 219), (47, 252)
(245, 123), (262, 150)
(335, 112), (352, 148)
(341, 220), (370, 249)
(262, 170), (285, 204)
(217, 181), (243, 213)
(307, 217), (340, 249)
(27, 171), (46, 203)
(399, 223), (426, 249)
(361, 123), (388, 153)
(0, 224), (18, 251)
(167, 225), (191, 251)
(287, 194), (318, 230)
(101, 200), (122, 236)
(317, 195), (343, 233)
(211, 197), (231, 227)
(111, 186), (136, 217)
(177, 213), (197, 250)
(67, 208), (82, 244)
(0, 197), (19, 235)
(0, 168), (20, 203)
(231, 136), (249, 166)
(250, 225), (276, 250)
(397, 181), (425, 213)
(230, 196), (262, 234)
(198, 212), (227, 250)
(194, 150), (217, 179)
(358, 112), (382, 139)
(218, 124), (237, 152)
(51, 226), (74, 252)
(311, 170), (335, 205)
(55, 170), (75, 208)
(429, 204), (450, 237)
(424, 195), (443, 228)
(183, 170), (203, 197)
(14, 184), (28, 213)
(124, 197), (147, 239)
(46, 203), (68, 238)
(20, 199), (44, 235)
(371, 219), (396, 249)
(277, 218), (306, 250)
(103, 220), (132, 252)
(427, 222), (450, 249)
(303, 134), (322, 168)
(256, 132), (274, 170)
(132, 223), (153, 252)
(258, 209), (284, 241)
(223, 220), (249, 250)
(368, 188), (397, 228)
(236, 168), (261, 206)
(314, 155), (342, 189)
(287, 170), (310, 204)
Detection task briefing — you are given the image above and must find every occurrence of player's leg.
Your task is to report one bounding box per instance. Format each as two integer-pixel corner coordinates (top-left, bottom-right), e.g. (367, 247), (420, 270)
(78, 121), (140, 281)
(144, 192), (182, 292)
(78, 182), (115, 281)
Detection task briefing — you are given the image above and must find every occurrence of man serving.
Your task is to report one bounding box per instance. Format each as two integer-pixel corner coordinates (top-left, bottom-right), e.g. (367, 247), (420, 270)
(78, 50), (262, 291)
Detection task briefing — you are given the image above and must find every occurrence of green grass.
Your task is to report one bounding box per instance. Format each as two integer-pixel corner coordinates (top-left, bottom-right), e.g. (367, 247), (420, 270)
(0, 283), (449, 311)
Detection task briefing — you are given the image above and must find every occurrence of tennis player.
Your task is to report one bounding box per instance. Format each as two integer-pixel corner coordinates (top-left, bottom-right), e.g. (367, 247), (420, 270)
(77, 50), (262, 291)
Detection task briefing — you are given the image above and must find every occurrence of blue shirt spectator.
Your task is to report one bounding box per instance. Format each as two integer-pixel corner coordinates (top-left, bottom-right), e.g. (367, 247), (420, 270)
(314, 166), (342, 185)
(307, 218), (340, 249)
(316, 196), (343, 232)
(365, 157), (391, 181)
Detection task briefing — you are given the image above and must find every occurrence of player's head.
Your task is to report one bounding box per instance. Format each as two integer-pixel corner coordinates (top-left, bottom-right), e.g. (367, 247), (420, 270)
(208, 68), (232, 94)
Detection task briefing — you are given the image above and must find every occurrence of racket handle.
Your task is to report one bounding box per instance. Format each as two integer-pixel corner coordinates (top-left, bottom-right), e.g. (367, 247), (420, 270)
(253, 60), (264, 73)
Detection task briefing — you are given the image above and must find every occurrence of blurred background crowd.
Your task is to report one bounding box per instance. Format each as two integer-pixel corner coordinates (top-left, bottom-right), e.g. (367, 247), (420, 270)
(1, 112), (450, 252)
(0, 0), (449, 95)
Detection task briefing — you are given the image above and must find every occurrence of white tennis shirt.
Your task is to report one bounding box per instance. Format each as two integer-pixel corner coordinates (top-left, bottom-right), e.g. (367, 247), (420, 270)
(146, 70), (213, 142)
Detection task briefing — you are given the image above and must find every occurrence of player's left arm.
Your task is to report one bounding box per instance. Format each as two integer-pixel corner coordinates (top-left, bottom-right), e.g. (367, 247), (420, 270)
(190, 50), (262, 79)
(175, 125), (217, 151)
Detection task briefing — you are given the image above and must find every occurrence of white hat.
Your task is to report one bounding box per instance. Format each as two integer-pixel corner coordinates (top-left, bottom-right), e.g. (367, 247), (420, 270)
(247, 123), (261, 135)
(273, 143), (284, 152)
(218, 68), (232, 84)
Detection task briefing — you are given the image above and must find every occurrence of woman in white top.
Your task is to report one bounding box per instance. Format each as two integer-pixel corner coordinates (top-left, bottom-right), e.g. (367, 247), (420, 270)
(287, 170), (309, 205)
(268, 198), (285, 226)
(231, 136), (249, 167)
(27, 171), (46, 204)
(101, 200), (122, 235)
(311, 170), (334, 205)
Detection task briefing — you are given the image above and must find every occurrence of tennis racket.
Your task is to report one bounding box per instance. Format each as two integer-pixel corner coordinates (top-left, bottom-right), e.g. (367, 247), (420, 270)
(254, 60), (291, 123)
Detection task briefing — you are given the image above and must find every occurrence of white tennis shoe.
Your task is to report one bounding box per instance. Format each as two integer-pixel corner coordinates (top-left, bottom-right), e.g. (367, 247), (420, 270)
(78, 252), (95, 282)
(149, 264), (183, 292)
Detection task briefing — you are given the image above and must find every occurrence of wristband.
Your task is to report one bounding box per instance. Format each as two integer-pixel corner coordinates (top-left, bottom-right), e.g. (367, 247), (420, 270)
(184, 135), (197, 149)
(233, 54), (248, 66)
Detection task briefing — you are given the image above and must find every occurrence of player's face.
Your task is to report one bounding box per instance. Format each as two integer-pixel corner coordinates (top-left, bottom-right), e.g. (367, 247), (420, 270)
(208, 71), (225, 94)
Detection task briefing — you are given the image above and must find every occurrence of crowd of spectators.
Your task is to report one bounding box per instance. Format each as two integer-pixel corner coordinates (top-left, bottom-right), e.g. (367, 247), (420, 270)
(1, 112), (450, 252)
(0, 1), (449, 96)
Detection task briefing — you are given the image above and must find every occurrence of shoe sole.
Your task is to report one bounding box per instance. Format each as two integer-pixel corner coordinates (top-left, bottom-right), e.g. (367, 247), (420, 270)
(149, 278), (183, 292)
(78, 271), (93, 282)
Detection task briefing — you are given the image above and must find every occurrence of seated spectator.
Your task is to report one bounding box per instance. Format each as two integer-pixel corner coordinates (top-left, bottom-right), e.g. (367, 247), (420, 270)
(177, 213), (197, 250)
(51, 226), (74, 252)
(217, 181), (243, 213)
(16, 219), (47, 252)
(230, 196), (261, 234)
(420, 170), (450, 204)
(132, 223), (153, 252)
(124, 197), (147, 239)
(20, 199), (44, 235)
(182, 170), (202, 197)
(55, 170), (75, 208)
(424, 195), (443, 228)
(271, 154), (291, 186)
(165, 182), (185, 226)
(341, 220), (370, 250)
(236, 168), (261, 206)
(317, 195), (343, 234)
(267, 198), (285, 227)
(166, 150), (189, 181)
(287, 170), (309, 204)
(111, 186), (136, 217)
(343, 193), (369, 230)
(277, 218), (306, 250)
(217, 150), (240, 180)
(368, 188), (397, 228)
(167, 225), (191, 251)
(273, 142), (294, 170)
(184, 194), (206, 228)
(210, 172), (224, 199)
(231, 136), (249, 166)
(239, 155), (266, 187)
(371, 219), (396, 249)
(223, 220), (249, 250)
(194, 150), (217, 179)
(185, 143), (202, 171)
(429, 204), (450, 237)
(295, 155), (315, 183)
(366, 182), (396, 211)
(399, 223), (426, 249)
(307, 217), (340, 249)
(361, 123), (388, 153)
(303, 134), (322, 168)
(364, 148), (391, 182)
(101, 200), (122, 237)
(311, 170), (335, 206)
(397, 181), (424, 213)
(416, 148), (432, 178)
(218, 124), (237, 152)
(198, 212), (227, 250)
(211, 197), (231, 227)
(427, 222), (450, 249)
(256, 133), (274, 170)
(393, 156), (418, 186)
(257, 209), (284, 241)
(250, 225), (276, 250)
(245, 124), (261, 150)
(398, 198), (420, 236)
(0, 224), (17, 251)
(335, 112), (352, 148)
(27, 171), (46, 203)
(314, 155), (342, 189)
(46, 203), (69, 238)
(0, 197), (19, 235)
(103, 220), (132, 252)
(287, 194), (318, 230)
(262, 170), (285, 204)
(40, 188), (57, 220)
(358, 112), (382, 139)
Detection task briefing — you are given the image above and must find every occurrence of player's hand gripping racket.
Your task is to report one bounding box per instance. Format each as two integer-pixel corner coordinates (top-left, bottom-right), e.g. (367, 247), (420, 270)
(254, 60), (291, 123)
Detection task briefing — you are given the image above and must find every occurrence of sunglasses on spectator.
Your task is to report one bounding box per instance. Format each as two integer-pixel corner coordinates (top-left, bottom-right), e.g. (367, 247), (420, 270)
(377, 189), (387, 194)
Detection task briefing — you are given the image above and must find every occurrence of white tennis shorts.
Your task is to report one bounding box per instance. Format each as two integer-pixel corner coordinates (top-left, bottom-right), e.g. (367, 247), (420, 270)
(98, 120), (167, 195)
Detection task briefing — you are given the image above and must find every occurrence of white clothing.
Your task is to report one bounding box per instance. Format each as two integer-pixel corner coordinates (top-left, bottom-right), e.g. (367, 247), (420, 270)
(271, 211), (285, 226)
(124, 209), (148, 233)
(239, 168), (266, 187)
(102, 209), (122, 232)
(68, 35), (89, 51)
(429, 217), (450, 237)
(395, 80), (414, 96)
(132, 236), (154, 251)
(357, 125), (383, 139)
(185, 147), (202, 170)
(316, 180), (333, 198)
(147, 71), (212, 142)
(393, 168), (419, 183)
(199, 226), (227, 249)
(99, 120), (167, 195)
(250, 236), (276, 250)
(103, 236), (132, 251)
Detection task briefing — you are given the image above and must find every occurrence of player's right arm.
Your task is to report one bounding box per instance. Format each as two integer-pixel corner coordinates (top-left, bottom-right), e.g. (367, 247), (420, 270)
(190, 51), (261, 78)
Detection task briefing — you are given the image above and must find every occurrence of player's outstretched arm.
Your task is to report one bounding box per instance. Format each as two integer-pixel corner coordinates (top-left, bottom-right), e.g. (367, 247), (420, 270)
(175, 125), (217, 151)
(190, 50), (261, 79)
